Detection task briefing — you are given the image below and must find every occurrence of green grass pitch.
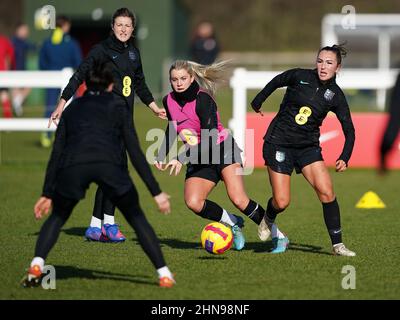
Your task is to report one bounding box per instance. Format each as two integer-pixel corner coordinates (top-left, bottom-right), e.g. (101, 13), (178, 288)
(0, 91), (399, 299)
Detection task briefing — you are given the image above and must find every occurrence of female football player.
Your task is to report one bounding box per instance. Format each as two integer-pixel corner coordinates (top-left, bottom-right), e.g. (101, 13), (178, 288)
(251, 44), (356, 256)
(154, 60), (287, 252)
(48, 8), (167, 242)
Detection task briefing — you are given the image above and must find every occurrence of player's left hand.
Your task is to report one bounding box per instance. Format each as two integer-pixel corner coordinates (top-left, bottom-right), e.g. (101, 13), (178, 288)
(148, 102), (167, 120)
(34, 197), (52, 219)
(164, 159), (182, 176)
(335, 159), (347, 172)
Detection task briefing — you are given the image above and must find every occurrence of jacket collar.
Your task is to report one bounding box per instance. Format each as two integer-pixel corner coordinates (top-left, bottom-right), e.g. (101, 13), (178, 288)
(172, 81), (200, 106)
(105, 34), (132, 52)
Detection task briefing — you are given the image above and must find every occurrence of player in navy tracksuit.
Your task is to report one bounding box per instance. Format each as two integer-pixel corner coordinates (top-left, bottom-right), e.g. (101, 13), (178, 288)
(21, 65), (175, 288)
(251, 44), (356, 256)
(49, 8), (166, 242)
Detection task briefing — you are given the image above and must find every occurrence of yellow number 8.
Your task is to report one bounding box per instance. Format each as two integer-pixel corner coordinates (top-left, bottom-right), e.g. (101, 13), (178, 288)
(181, 129), (199, 146)
(295, 106), (312, 125)
(122, 76), (132, 97)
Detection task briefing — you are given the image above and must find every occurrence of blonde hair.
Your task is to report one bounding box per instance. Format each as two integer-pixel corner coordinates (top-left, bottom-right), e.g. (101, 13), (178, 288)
(169, 60), (230, 96)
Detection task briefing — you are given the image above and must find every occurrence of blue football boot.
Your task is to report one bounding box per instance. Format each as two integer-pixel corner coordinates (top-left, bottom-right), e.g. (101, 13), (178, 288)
(85, 226), (108, 242)
(231, 216), (245, 251)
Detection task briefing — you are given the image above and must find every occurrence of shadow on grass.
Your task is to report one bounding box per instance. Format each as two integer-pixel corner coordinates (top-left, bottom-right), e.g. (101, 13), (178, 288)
(197, 256), (227, 260)
(31, 227), (87, 237)
(54, 265), (154, 286)
(242, 241), (271, 253)
(284, 242), (331, 255)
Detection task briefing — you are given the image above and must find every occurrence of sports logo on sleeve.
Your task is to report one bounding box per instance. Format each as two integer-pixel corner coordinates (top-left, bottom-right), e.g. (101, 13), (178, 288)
(128, 50), (136, 61)
(295, 106), (312, 125)
(176, 119), (188, 126)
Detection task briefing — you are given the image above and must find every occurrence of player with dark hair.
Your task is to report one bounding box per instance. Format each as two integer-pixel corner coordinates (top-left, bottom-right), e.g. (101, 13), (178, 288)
(251, 44), (356, 256)
(49, 8), (167, 243)
(21, 65), (175, 288)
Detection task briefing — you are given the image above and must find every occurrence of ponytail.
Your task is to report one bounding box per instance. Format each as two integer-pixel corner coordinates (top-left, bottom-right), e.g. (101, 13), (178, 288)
(169, 60), (230, 96)
(318, 42), (347, 64)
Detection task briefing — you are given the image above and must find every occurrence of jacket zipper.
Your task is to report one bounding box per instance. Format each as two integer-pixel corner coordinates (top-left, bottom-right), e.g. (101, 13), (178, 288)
(311, 87), (319, 101)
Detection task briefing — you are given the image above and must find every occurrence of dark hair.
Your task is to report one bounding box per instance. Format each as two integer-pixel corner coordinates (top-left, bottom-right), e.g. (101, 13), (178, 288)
(56, 15), (71, 28)
(318, 43), (347, 64)
(111, 7), (136, 28)
(85, 64), (114, 92)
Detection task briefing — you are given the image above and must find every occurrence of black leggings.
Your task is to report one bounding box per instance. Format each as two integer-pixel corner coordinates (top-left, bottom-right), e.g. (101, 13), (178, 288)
(35, 187), (166, 269)
(93, 187), (115, 220)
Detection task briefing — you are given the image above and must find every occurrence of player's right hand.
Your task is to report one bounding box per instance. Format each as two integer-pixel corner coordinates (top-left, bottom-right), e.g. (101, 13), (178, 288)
(34, 197), (52, 219)
(164, 159), (182, 176)
(154, 192), (171, 214)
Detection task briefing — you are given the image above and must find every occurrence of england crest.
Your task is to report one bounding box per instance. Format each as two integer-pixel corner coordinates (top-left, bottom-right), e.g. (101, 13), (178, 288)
(324, 89), (335, 101)
(275, 151), (285, 163)
(128, 50), (136, 61)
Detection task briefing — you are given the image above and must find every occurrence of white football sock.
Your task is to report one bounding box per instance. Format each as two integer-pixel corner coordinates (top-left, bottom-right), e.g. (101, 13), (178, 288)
(219, 209), (238, 227)
(271, 224), (285, 239)
(90, 216), (102, 228)
(103, 214), (115, 225)
(157, 266), (173, 279)
(30, 257), (45, 271)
